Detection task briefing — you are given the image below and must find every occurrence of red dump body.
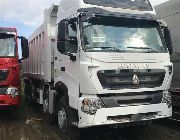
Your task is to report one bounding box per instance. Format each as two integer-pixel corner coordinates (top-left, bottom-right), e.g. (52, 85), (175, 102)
(0, 27), (21, 108)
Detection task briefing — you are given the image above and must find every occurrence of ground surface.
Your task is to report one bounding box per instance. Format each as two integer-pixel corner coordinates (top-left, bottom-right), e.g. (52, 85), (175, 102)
(0, 104), (180, 140)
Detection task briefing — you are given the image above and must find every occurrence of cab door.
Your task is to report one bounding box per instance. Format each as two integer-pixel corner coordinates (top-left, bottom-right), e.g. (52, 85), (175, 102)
(54, 20), (80, 108)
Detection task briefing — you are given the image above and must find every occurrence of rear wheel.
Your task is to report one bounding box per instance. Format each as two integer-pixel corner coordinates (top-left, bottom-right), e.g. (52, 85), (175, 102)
(43, 87), (49, 113)
(24, 80), (32, 106)
(43, 99), (49, 113)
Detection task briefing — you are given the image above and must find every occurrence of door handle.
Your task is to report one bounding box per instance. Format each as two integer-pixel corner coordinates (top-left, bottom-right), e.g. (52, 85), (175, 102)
(61, 67), (65, 72)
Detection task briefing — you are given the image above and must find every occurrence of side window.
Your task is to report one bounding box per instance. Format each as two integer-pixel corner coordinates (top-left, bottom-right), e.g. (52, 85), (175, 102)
(68, 23), (78, 53)
(57, 21), (78, 55)
(57, 20), (68, 54)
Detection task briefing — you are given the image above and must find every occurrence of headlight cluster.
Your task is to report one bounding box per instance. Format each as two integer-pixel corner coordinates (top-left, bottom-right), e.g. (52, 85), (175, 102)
(81, 98), (105, 115)
(6, 87), (19, 98)
(162, 92), (172, 108)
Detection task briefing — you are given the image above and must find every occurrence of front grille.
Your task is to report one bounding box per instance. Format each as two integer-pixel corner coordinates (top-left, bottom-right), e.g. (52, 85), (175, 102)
(97, 69), (166, 90)
(0, 70), (9, 82)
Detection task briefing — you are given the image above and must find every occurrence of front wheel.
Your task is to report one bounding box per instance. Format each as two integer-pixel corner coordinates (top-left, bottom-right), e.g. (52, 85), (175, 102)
(57, 96), (70, 132)
(56, 96), (80, 139)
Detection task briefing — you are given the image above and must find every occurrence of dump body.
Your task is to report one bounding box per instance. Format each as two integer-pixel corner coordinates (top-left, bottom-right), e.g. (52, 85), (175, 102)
(22, 6), (58, 82)
(155, 0), (180, 89)
(155, 0), (180, 108)
(0, 27), (21, 108)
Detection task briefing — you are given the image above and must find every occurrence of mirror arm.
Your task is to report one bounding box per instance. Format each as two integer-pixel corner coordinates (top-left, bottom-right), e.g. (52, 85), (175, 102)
(69, 53), (76, 61)
(59, 39), (69, 42)
(17, 36), (24, 39)
(18, 58), (23, 63)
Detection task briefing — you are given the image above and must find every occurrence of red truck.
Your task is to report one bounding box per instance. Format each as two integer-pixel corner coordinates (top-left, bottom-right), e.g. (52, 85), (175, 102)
(0, 27), (28, 109)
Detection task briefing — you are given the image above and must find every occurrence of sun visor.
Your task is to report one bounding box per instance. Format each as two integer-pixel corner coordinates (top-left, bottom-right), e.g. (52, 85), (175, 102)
(0, 29), (16, 36)
(83, 0), (153, 11)
(78, 7), (158, 22)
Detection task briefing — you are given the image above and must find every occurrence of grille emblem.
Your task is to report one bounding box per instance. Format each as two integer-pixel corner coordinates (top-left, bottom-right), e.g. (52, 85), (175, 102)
(132, 74), (140, 85)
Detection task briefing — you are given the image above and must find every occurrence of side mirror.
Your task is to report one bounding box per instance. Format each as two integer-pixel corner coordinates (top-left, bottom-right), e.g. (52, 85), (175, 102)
(21, 37), (29, 59)
(164, 27), (173, 55)
(57, 21), (69, 53)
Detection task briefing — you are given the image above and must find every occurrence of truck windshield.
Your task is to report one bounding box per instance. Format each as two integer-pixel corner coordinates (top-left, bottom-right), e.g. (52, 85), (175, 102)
(0, 33), (16, 57)
(82, 17), (167, 53)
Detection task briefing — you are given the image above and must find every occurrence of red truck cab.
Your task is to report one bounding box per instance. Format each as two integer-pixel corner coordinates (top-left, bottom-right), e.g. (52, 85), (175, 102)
(0, 27), (28, 109)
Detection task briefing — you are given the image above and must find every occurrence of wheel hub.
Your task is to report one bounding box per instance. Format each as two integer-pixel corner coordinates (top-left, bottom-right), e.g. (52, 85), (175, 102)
(58, 107), (67, 129)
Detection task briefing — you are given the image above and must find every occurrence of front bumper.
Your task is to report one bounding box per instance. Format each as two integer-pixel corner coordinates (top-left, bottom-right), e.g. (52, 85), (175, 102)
(0, 95), (20, 107)
(78, 103), (172, 128)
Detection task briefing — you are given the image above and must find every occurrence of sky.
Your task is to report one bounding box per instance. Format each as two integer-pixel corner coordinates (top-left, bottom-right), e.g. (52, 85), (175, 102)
(0, 0), (169, 37)
(0, 0), (169, 57)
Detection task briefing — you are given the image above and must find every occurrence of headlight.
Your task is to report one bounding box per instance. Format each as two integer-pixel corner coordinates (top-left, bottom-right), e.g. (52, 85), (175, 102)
(81, 98), (105, 115)
(162, 92), (172, 108)
(6, 87), (19, 98)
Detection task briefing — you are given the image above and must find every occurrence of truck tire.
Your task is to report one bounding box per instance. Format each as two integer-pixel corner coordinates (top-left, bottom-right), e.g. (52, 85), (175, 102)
(57, 96), (71, 132)
(24, 81), (32, 106)
(43, 87), (49, 113)
(56, 96), (80, 139)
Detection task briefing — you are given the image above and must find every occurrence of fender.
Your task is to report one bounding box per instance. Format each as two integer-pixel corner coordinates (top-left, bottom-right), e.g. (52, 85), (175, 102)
(55, 81), (69, 104)
(54, 76), (79, 110)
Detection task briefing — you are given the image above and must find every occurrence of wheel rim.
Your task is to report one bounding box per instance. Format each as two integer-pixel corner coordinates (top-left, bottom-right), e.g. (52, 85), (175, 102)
(58, 107), (67, 129)
(43, 100), (49, 113)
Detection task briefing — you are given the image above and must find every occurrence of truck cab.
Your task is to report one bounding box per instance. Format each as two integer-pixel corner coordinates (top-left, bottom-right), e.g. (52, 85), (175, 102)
(22, 0), (173, 131)
(0, 27), (28, 109)
(55, 0), (173, 128)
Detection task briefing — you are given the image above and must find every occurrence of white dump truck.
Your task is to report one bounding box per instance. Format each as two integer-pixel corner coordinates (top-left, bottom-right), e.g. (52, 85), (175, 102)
(22, 0), (173, 131)
(155, 0), (180, 120)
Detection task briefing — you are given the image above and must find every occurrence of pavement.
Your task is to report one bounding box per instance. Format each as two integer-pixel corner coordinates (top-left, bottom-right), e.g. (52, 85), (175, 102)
(0, 104), (180, 140)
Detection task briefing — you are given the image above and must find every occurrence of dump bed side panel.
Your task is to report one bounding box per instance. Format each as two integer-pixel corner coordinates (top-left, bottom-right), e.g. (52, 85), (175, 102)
(155, 0), (180, 53)
(155, 0), (180, 90)
(22, 5), (58, 82)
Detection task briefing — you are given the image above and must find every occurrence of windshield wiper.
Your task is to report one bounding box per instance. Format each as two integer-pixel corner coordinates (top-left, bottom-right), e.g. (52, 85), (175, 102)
(127, 46), (160, 53)
(86, 47), (125, 52)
